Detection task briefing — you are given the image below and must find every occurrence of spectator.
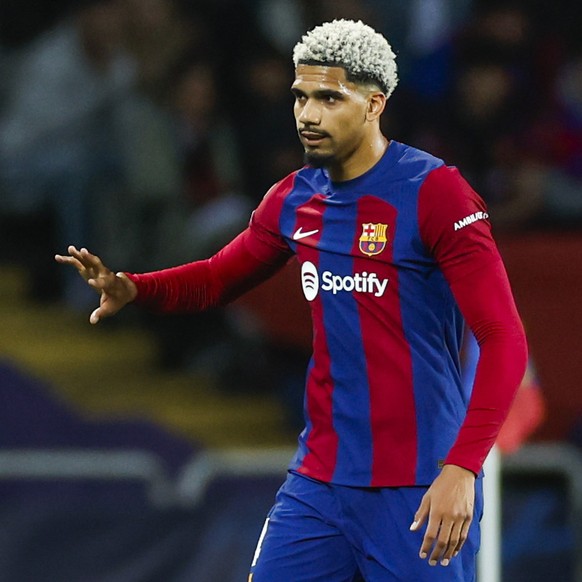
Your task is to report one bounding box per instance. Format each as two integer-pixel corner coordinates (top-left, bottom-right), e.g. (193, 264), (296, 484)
(139, 53), (260, 375)
(234, 49), (303, 200)
(506, 52), (582, 229)
(412, 2), (554, 231)
(0, 0), (133, 306)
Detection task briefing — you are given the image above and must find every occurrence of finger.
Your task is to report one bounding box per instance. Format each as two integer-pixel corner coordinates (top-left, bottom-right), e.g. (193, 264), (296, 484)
(66, 245), (85, 263)
(87, 276), (113, 291)
(90, 297), (114, 324)
(62, 246), (95, 275)
(453, 517), (472, 558)
(80, 247), (105, 271)
(410, 495), (430, 532)
(419, 513), (440, 562)
(69, 246), (106, 273)
(55, 254), (85, 271)
(90, 294), (122, 323)
(428, 519), (453, 566)
(440, 520), (464, 565)
(89, 308), (101, 325)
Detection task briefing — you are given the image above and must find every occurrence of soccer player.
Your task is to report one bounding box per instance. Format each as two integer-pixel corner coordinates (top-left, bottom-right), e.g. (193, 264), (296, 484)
(56, 19), (528, 582)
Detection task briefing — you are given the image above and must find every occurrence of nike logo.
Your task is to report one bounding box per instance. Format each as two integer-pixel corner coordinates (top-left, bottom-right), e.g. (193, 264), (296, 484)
(293, 227), (319, 241)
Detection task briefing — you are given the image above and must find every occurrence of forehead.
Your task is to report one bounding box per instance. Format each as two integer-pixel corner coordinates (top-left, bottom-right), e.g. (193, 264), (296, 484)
(292, 64), (357, 93)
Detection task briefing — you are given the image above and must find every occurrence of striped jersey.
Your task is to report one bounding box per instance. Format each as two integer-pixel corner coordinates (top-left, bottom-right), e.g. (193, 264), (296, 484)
(128, 139), (526, 487)
(249, 140), (500, 487)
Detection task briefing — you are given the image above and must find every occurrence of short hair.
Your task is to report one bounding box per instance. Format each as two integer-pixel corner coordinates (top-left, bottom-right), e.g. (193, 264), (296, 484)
(293, 19), (398, 98)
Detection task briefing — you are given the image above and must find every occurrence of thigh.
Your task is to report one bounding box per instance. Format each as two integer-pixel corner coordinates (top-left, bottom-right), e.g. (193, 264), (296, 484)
(339, 480), (484, 582)
(250, 473), (360, 582)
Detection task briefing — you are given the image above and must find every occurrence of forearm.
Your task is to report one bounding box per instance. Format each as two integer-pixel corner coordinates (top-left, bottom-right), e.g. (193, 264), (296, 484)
(444, 260), (528, 474)
(126, 228), (290, 313)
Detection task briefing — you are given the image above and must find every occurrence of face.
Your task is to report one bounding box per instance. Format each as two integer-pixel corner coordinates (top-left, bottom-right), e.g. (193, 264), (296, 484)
(291, 64), (380, 168)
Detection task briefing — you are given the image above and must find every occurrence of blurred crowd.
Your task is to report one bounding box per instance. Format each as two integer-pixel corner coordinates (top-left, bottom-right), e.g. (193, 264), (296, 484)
(0, 0), (581, 409)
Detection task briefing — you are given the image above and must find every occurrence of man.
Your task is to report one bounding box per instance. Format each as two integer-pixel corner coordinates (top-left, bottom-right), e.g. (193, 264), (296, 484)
(56, 19), (528, 582)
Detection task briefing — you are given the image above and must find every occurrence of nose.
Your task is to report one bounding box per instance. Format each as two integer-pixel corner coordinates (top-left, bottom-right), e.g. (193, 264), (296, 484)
(298, 98), (322, 125)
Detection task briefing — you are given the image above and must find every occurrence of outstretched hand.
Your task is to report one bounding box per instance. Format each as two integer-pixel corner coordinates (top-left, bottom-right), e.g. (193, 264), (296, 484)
(55, 246), (137, 324)
(410, 464), (476, 567)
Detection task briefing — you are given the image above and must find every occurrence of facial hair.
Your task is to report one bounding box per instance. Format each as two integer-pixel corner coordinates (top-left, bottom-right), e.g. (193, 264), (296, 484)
(303, 150), (336, 168)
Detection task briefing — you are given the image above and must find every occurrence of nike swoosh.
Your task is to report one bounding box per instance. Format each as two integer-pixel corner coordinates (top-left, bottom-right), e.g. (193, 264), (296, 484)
(293, 227), (320, 241)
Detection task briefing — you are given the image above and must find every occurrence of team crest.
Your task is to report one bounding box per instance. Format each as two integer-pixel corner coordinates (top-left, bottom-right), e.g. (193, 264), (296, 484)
(359, 223), (388, 256)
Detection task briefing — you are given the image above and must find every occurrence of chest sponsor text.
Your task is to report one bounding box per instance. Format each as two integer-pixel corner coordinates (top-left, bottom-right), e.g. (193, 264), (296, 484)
(301, 261), (388, 301)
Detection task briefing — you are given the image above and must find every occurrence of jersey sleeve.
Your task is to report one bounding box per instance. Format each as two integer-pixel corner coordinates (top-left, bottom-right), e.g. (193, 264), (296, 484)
(126, 175), (297, 313)
(419, 166), (528, 474)
(418, 165), (498, 281)
(246, 171), (297, 261)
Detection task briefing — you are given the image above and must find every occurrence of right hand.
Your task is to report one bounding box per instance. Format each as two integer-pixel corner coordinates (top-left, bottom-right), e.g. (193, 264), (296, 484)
(55, 246), (137, 324)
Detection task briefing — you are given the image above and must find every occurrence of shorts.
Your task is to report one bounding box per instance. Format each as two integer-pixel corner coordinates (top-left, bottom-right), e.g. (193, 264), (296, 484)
(249, 471), (483, 582)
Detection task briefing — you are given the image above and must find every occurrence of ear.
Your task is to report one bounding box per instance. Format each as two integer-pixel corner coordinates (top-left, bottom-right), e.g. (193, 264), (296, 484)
(366, 91), (386, 121)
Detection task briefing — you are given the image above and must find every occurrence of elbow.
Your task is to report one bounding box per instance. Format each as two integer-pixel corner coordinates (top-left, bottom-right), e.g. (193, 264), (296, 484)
(474, 317), (529, 381)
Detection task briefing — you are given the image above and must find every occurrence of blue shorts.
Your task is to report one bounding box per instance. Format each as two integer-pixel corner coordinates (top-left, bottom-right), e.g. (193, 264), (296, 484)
(249, 471), (483, 582)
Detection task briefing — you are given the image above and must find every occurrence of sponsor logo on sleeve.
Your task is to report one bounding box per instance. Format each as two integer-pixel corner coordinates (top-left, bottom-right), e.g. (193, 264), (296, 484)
(453, 211), (489, 231)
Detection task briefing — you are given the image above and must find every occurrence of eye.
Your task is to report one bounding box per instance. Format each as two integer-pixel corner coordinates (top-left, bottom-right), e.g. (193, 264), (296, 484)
(322, 93), (342, 105)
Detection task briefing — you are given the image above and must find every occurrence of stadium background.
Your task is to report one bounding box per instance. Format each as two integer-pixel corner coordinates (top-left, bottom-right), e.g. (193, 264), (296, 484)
(0, 0), (581, 580)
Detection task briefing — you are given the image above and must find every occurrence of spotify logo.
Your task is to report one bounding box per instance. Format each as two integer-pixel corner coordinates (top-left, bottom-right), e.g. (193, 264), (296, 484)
(300, 260), (389, 302)
(301, 261), (319, 302)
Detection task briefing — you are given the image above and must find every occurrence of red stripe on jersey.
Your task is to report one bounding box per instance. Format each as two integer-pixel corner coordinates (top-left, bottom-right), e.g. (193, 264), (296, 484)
(294, 193), (338, 482)
(353, 197), (417, 486)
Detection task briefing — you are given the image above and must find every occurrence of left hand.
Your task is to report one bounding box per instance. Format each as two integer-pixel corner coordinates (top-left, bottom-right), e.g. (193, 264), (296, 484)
(55, 246), (137, 324)
(409, 464), (476, 567)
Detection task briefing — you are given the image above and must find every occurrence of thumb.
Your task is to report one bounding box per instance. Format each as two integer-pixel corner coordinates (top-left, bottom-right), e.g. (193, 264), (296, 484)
(410, 494), (430, 531)
(89, 309), (100, 325)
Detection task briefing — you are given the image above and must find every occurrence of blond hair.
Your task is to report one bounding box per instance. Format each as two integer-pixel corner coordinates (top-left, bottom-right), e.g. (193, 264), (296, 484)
(293, 19), (398, 97)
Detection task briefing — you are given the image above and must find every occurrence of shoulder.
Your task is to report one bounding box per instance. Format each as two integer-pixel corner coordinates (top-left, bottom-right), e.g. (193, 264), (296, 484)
(253, 168), (309, 229)
(393, 142), (476, 197)
(418, 164), (491, 252)
(419, 164), (485, 210)
(259, 165), (325, 211)
(392, 141), (445, 180)
(264, 165), (323, 197)
(262, 171), (297, 201)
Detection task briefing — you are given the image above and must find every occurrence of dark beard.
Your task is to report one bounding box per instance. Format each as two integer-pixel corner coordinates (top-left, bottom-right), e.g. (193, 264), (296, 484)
(304, 150), (335, 168)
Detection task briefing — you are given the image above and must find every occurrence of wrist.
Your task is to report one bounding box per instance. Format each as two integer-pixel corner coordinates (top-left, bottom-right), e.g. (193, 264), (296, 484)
(442, 464), (477, 479)
(116, 272), (138, 302)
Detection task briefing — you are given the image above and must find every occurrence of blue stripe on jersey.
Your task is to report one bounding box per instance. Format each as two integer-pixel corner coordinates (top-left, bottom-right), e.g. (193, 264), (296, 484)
(279, 175), (315, 470)
(291, 357), (316, 469)
(317, 203), (373, 484)
(278, 169), (373, 483)
(387, 157), (466, 483)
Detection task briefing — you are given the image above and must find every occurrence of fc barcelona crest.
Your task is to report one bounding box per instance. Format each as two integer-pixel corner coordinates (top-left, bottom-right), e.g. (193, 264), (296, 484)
(359, 223), (388, 256)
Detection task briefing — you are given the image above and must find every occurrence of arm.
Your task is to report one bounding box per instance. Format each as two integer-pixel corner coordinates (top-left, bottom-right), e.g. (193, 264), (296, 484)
(126, 227), (290, 313)
(55, 174), (295, 323)
(412, 260), (527, 566)
(445, 259), (527, 471)
(125, 174), (295, 312)
(55, 227), (291, 324)
(411, 165), (528, 566)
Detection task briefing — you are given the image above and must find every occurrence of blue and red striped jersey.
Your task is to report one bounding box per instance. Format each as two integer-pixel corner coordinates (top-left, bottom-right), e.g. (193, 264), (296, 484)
(250, 140), (503, 487)
(129, 139), (526, 487)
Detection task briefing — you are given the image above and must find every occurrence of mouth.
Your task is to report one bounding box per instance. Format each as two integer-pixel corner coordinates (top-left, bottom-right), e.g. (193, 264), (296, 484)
(299, 129), (329, 146)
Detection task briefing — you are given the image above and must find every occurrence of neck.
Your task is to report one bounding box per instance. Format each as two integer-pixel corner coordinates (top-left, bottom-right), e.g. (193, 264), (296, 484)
(328, 132), (389, 182)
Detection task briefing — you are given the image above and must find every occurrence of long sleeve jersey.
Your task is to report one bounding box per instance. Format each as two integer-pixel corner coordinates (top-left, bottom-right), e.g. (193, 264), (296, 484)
(128, 140), (528, 487)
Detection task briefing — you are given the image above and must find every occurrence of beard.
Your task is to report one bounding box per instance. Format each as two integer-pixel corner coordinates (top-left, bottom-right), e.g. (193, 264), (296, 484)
(303, 150), (336, 168)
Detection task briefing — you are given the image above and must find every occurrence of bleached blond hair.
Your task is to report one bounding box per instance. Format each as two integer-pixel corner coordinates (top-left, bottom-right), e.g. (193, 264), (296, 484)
(293, 19), (398, 98)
